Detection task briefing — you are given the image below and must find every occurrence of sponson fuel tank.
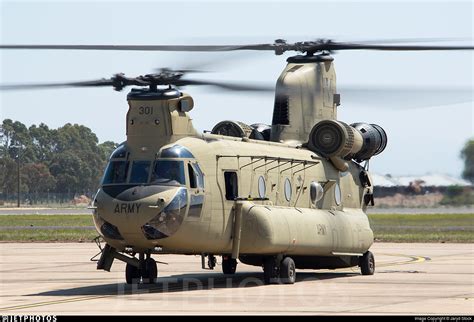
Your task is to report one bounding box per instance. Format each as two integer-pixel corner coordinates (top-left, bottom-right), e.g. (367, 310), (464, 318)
(237, 202), (373, 256)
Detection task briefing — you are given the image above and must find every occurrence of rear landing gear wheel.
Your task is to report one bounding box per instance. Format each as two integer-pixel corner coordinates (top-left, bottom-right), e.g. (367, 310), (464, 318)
(279, 257), (296, 284)
(360, 251), (375, 275)
(126, 263), (140, 284)
(222, 256), (237, 274)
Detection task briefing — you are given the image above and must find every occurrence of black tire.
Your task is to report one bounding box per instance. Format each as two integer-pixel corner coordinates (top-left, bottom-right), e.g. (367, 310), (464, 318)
(144, 258), (158, 284)
(360, 251), (375, 275)
(125, 263), (140, 284)
(222, 257), (237, 274)
(279, 257), (296, 284)
(263, 257), (278, 284)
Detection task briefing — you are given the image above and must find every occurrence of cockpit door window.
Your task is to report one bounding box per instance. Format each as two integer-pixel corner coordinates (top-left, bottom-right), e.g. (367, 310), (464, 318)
(193, 163), (205, 189)
(188, 163), (197, 189)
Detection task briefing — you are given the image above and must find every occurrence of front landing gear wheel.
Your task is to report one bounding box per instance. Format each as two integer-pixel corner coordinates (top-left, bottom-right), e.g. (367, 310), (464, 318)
(143, 258), (158, 284)
(222, 256), (237, 274)
(360, 251), (375, 275)
(279, 257), (296, 284)
(126, 263), (140, 284)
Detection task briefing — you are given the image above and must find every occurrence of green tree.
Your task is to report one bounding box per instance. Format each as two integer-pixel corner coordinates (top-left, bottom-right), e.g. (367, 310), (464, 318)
(29, 123), (54, 162)
(1, 119), (36, 163)
(461, 139), (474, 183)
(51, 124), (106, 193)
(1, 119), (117, 196)
(0, 157), (17, 195)
(99, 141), (118, 160)
(49, 151), (84, 193)
(22, 163), (56, 194)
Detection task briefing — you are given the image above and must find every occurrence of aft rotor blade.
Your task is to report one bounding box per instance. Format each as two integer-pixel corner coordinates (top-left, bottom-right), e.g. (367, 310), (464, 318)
(338, 85), (473, 109)
(1, 40), (473, 54)
(320, 42), (474, 52)
(0, 44), (275, 52)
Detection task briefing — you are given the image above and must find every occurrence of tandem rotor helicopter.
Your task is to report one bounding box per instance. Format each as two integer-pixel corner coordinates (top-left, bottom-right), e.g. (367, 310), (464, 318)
(1, 39), (473, 284)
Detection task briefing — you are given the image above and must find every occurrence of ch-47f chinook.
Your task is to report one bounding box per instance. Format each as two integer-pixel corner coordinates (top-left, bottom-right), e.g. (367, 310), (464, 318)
(1, 39), (473, 284)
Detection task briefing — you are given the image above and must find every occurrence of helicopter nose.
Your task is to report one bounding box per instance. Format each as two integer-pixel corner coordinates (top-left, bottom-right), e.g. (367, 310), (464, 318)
(141, 188), (188, 240)
(93, 185), (186, 245)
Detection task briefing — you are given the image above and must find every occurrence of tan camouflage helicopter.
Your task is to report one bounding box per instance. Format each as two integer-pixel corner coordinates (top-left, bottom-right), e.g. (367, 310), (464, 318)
(1, 39), (473, 284)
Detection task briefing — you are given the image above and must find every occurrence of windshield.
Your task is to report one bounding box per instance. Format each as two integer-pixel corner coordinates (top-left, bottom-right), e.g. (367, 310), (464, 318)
(110, 143), (127, 159)
(102, 161), (129, 184)
(150, 160), (185, 186)
(129, 161), (151, 184)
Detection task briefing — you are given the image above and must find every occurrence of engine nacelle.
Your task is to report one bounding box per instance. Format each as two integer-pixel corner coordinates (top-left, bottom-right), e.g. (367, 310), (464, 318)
(350, 122), (388, 161)
(308, 120), (387, 161)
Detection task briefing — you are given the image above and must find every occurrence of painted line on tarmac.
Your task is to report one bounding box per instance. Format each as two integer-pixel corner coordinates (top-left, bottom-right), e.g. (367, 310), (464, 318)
(376, 253), (430, 267)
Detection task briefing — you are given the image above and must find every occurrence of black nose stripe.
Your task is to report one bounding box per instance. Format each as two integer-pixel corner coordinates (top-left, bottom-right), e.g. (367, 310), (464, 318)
(102, 185), (173, 201)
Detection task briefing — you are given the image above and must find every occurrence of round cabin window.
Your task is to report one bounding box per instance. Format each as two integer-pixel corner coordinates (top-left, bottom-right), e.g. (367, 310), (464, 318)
(334, 182), (342, 205)
(284, 178), (292, 202)
(258, 176), (266, 198)
(310, 181), (324, 204)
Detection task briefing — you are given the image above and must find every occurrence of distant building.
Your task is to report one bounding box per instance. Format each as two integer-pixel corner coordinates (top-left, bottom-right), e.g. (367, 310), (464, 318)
(372, 173), (471, 187)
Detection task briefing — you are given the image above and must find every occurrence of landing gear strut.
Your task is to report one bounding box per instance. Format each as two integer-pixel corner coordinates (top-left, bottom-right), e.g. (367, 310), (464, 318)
(222, 255), (237, 274)
(126, 252), (158, 284)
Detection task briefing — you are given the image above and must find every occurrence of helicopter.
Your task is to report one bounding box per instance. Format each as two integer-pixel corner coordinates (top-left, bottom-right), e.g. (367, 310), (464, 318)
(1, 39), (473, 285)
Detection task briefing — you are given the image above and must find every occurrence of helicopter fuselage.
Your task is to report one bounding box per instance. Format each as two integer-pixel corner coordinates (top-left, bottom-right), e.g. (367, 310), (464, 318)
(93, 134), (374, 267)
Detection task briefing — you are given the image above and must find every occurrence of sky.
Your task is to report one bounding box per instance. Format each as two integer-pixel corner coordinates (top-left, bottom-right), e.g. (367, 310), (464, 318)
(0, 0), (472, 177)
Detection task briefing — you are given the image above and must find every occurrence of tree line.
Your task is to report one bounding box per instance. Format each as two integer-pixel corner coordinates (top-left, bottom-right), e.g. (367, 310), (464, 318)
(0, 119), (117, 202)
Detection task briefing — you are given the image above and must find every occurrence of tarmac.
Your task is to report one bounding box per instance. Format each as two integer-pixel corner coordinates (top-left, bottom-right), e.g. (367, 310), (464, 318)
(0, 242), (472, 315)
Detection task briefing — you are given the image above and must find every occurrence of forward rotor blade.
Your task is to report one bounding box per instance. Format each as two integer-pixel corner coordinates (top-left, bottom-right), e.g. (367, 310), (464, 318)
(182, 79), (274, 92)
(0, 79), (114, 90)
(0, 76), (275, 93)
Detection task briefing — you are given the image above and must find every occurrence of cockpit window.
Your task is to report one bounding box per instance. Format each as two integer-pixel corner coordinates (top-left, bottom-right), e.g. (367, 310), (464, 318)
(151, 160), (185, 186)
(158, 145), (194, 158)
(129, 161), (151, 184)
(110, 143), (127, 159)
(102, 161), (129, 184)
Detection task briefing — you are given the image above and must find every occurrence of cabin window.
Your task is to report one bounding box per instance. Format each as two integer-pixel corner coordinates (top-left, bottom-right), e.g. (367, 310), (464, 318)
(102, 161), (129, 185)
(284, 178), (292, 201)
(224, 171), (238, 201)
(151, 160), (185, 186)
(258, 176), (266, 198)
(334, 182), (342, 205)
(129, 161), (151, 184)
